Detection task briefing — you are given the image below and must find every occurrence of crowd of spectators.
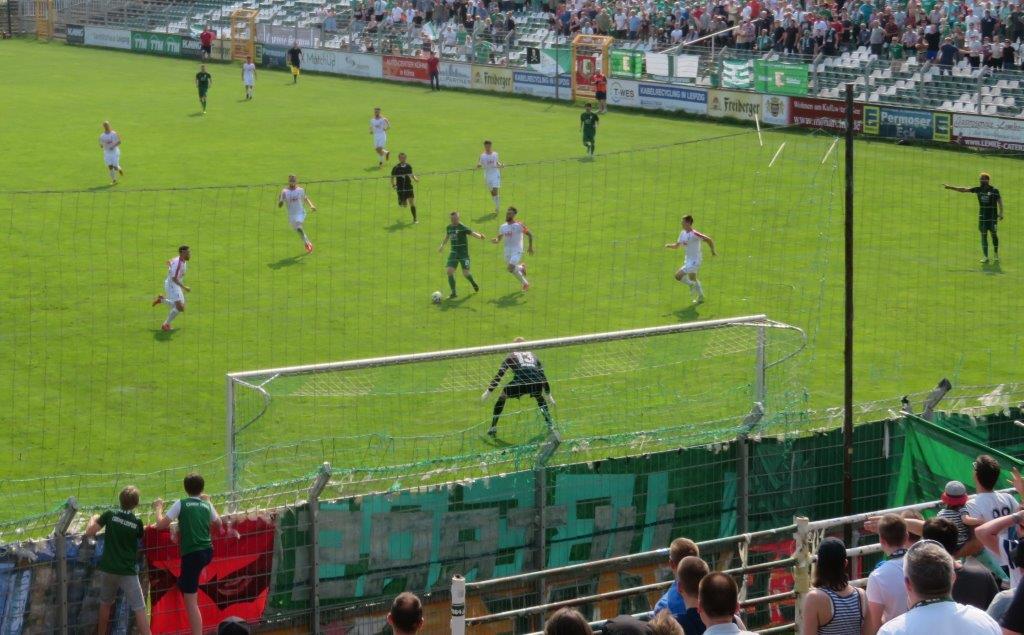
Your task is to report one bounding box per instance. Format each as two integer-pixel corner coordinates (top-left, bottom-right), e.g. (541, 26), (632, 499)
(331, 0), (1024, 69)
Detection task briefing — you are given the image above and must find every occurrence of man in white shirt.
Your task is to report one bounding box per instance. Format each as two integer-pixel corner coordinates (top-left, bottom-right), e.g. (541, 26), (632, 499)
(370, 107), (391, 168)
(277, 174), (317, 253)
(965, 454), (1020, 573)
(697, 572), (757, 634)
(491, 206), (533, 291)
(241, 55), (256, 100)
(664, 215), (716, 304)
(98, 121), (123, 185)
(152, 245), (191, 332)
(878, 540), (1000, 634)
(866, 514), (910, 634)
(476, 140), (503, 215)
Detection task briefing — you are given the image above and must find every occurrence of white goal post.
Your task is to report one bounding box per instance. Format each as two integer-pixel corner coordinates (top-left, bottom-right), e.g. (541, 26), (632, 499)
(224, 314), (805, 497)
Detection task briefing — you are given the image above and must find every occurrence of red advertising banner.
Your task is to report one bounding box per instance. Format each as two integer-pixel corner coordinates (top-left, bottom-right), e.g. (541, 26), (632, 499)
(383, 55), (430, 82)
(790, 97), (863, 132)
(145, 517), (275, 634)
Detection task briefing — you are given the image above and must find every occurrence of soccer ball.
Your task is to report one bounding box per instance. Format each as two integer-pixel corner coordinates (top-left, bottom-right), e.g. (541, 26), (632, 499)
(431, 291), (443, 304)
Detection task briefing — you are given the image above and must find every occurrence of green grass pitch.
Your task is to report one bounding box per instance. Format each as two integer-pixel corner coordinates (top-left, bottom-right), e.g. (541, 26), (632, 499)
(1, 39), (1021, 519)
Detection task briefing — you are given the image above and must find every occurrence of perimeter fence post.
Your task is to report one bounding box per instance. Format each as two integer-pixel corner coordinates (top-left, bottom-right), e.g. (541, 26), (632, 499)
(792, 516), (812, 634)
(533, 429), (561, 631)
(308, 463), (332, 635)
(53, 496), (79, 635)
(451, 574), (467, 635)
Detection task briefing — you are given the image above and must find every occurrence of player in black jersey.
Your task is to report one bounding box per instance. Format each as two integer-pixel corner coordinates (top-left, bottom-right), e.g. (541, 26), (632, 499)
(390, 153), (419, 223)
(482, 337), (554, 436)
(945, 172), (1005, 262)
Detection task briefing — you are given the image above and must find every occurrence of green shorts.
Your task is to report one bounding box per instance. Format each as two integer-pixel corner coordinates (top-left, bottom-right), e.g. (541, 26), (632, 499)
(198, 88), (208, 98)
(979, 220), (998, 233)
(446, 254), (470, 270)
(583, 130), (596, 143)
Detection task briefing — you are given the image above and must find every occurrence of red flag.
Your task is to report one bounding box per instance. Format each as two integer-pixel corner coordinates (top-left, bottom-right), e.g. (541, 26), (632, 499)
(144, 517), (275, 633)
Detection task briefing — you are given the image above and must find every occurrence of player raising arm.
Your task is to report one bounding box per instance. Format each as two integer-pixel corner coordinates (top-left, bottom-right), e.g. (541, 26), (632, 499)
(99, 121), (124, 185)
(152, 245), (191, 331)
(476, 140), (504, 215)
(492, 206), (533, 291)
(482, 338), (554, 437)
(944, 173), (1004, 263)
(665, 215), (716, 304)
(278, 174), (317, 254)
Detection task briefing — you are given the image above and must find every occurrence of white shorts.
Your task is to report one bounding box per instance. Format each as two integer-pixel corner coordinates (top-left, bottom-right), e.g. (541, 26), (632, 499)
(103, 149), (120, 167)
(374, 133), (387, 149)
(680, 258), (702, 275)
(485, 174), (501, 189)
(505, 249), (523, 265)
(289, 212), (306, 229)
(244, 75), (254, 87)
(164, 279), (185, 304)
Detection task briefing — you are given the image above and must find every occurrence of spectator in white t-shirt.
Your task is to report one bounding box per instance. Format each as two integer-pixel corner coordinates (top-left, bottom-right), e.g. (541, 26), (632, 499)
(964, 455), (1020, 576)
(865, 514), (909, 635)
(877, 540), (1000, 635)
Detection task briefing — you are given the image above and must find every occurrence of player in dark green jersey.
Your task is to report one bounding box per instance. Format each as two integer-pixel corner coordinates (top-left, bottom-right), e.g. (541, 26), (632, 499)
(195, 65), (212, 114)
(580, 102), (600, 156)
(85, 486), (150, 635)
(437, 211), (485, 299)
(945, 172), (1005, 262)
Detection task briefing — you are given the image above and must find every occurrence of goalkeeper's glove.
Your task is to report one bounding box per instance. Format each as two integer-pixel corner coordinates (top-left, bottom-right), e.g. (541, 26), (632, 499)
(481, 389), (492, 402)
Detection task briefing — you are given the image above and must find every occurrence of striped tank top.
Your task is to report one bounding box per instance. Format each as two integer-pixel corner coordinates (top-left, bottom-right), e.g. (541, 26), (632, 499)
(818, 587), (862, 635)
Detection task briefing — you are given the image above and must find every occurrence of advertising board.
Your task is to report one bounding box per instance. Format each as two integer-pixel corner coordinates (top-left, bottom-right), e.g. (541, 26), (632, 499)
(261, 45), (289, 69)
(790, 97), (863, 132)
(84, 26), (131, 50)
(131, 31), (183, 56)
(760, 94), (790, 125)
(753, 61), (809, 96)
(707, 89), (762, 121)
(65, 24), (84, 45)
(472, 65), (514, 93)
(952, 114), (1024, 151)
(636, 83), (707, 114)
(608, 79), (640, 108)
(513, 71), (571, 100)
(439, 61), (472, 89)
(863, 106), (951, 141)
(180, 36), (202, 58)
(383, 55), (430, 82)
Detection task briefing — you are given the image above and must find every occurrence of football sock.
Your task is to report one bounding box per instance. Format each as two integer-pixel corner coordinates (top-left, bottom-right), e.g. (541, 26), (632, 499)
(982, 233), (989, 257)
(492, 195), (500, 210)
(448, 274), (456, 294)
(166, 308), (179, 324)
(512, 267), (526, 284)
(491, 395), (507, 425)
(992, 232), (999, 254)
(694, 281), (704, 297)
(109, 168), (117, 181)
(466, 275), (479, 291)
(535, 395), (553, 426)
(410, 205), (417, 222)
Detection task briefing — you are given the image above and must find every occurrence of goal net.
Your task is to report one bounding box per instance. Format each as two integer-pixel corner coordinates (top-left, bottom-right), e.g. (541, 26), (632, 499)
(226, 316), (805, 493)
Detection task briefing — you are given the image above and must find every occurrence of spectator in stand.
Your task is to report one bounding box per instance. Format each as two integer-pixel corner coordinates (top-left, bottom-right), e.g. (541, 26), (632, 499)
(696, 573), (756, 635)
(604, 614), (653, 634)
(919, 517), (999, 611)
(654, 537), (701, 621)
(200, 26), (215, 61)
(800, 537), (866, 635)
(937, 37), (959, 74)
(865, 514), (909, 634)
(649, 610), (685, 635)
(85, 486), (151, 635)
(876, 540), (1000, 634)
(388, 592), (425, 634)
(545, 608), (593, 635)
(900, 509), (924, 544)
(869, 20), (886, 56)
(1003, 39), (1018, 70)
(964, 456), (1020, 581)
(675, 556), (711, 634)
(936, 481), (972, 554)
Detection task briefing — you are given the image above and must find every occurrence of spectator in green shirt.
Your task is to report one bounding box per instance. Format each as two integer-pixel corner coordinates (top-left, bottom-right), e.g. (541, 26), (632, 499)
(85, 486), (150, 635)
(889, 36), (905, 59)
(154, 473), (229, 635)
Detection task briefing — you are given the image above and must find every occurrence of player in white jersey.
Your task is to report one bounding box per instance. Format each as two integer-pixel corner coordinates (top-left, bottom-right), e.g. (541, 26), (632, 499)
(241, 55), (257, 100)
(476, 140), (504, 215)
(965, 454), (1021, 578)
(98, 121), (123, 185)
(491, 207), (533, 291)
(370, 107), (391, 168)
(151, 245), (191, 331)
(277, 174), (317, 253)
(664, 214), (716, 303)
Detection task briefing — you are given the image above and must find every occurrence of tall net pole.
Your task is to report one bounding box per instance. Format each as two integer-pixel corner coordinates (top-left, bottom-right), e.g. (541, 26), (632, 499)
(843, 82), (856, 546)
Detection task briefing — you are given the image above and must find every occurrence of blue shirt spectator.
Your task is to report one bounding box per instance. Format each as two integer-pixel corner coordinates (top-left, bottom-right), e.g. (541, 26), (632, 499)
(653, 582), (687, 621)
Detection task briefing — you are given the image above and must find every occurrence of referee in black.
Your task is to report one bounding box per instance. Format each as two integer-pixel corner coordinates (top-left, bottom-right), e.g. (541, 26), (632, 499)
(944, 172), (1005, 262)
(390, 152), (419, 224)
(287, 41), (302, 83)
(482, 337), (555, 436)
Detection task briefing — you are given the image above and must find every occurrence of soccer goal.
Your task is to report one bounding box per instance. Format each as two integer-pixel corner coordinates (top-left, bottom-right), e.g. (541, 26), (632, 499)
(225, 315), (806, 495)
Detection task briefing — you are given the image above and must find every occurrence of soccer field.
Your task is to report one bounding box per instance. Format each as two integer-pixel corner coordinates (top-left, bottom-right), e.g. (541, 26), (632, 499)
(1, 39), (1022, 520)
